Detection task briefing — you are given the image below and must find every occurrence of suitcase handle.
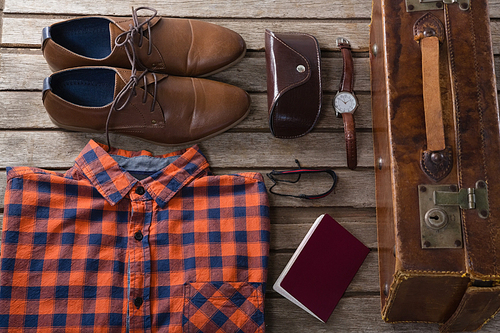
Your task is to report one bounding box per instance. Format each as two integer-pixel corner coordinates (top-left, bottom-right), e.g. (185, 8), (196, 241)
(414, 13), (452, 182)
(420, 35), (446, 151)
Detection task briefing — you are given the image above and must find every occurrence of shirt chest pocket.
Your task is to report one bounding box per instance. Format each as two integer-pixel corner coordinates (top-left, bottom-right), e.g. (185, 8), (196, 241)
(183, 281), (265, 333)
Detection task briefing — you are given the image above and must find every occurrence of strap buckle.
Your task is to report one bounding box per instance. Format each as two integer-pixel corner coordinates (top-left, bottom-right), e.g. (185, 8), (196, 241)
(336, 37), (351, 48)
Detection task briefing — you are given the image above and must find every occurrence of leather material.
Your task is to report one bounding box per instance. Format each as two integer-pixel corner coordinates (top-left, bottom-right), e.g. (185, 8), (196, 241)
(440, 286), (500, 332)
(370, 0), (500, 331)
(265, 30), (322, 138)
(421, 36), (446, 152)
(421, 146), (453, 182)
(42, 16), (246, 77)
(339, 44), (354, 93)
(342, 113), (357, 170)
(338, 40), (357, 170)
(42, 67), (251, 145)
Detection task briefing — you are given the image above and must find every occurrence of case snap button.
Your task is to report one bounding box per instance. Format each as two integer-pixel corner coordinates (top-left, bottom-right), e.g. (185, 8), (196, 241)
(296, 65), (306, 73)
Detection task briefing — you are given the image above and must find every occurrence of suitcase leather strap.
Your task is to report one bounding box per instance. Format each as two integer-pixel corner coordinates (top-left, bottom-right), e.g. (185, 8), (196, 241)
(414, 13), (453, 182)
(420, 36), (446, 152)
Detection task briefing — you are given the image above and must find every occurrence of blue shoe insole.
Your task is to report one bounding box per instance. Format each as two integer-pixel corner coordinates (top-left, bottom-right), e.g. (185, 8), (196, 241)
(51, 68), (115, 107)
(51, 17), (111, 59)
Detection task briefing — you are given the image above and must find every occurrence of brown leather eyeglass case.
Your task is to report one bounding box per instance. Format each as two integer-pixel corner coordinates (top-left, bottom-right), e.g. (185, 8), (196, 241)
(265, 30), (322, 138)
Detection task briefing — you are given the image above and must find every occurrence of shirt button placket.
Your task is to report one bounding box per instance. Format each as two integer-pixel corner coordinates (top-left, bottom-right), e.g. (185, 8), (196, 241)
(128, 185), (152, 331)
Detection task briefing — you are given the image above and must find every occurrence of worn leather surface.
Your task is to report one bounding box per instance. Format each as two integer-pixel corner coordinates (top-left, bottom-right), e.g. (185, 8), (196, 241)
(42, 67), (251, 145)
(265, 30), (322, 138)
(342, 113), (357, 170)
(42, 16), (246, 77)
(370, 0), (500, 329)
(338, 42), (358, 170)
(445, 1), (500, 282)
(440, 286), (500, 332)
(421, 146), (453, 182)
(339, 45), (354, 93)
(383, 273), (469, 323)
(421, 36), (446, 152)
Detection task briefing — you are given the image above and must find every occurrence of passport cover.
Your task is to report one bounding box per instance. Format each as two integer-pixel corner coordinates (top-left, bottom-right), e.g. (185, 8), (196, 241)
(273, 214), (370, 322)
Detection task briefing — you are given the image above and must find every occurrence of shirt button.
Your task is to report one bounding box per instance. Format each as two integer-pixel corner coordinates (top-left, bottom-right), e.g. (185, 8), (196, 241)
(134, 231), (143, 241)
(135, 186), (145, 195)
(134, 297), (143, 308)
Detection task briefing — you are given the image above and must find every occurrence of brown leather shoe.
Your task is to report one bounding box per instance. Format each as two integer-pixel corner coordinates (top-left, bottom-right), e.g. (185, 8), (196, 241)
(41, 7), (246, 77)
(42, 67), (251, 146)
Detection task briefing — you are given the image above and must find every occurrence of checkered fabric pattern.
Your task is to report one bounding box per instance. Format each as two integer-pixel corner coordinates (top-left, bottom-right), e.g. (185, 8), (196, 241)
(0, 140), (270, 333)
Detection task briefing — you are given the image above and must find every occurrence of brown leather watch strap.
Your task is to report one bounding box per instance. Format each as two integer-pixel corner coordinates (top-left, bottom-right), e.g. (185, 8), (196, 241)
(339, 40), (354, 93)
(337, 37), (357, 170)
(342, 112), (357, 170)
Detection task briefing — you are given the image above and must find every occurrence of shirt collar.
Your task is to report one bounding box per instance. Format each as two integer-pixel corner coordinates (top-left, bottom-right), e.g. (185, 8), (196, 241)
(73, 140), (210, 207)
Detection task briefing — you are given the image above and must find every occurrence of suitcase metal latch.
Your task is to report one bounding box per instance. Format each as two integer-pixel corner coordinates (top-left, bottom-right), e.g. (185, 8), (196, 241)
(418, 181), (489, 249)
(405, 0), (470, 12)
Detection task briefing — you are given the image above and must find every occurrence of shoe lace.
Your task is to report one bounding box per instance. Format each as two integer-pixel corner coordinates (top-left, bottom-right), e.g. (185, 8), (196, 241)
(105, 6), (160, 149)
(115, 6), (157, 69)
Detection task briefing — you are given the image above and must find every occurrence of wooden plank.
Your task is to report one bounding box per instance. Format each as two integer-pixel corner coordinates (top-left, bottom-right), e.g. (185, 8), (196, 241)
(5, 0), (500, 20)
(0, 53), (372, 92)
(266, 296), (500, 332)
(1, 17), (371, 51)
(0, 166), (376, 210)
(265, 296), (442, 332)
(3, 0), (373, 19)
(0, 91), (373, 130)
(5, 51), (500, 93)
(0, 92), (54, 129)
(271, 222), (377, 250)
(269, 206), (376, 224)
(5, 16), (500, 54)
(0, 131), (375, 169)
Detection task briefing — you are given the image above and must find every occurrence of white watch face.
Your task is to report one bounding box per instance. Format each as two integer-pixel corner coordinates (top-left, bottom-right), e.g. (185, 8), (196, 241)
(334, 92), (358, 114)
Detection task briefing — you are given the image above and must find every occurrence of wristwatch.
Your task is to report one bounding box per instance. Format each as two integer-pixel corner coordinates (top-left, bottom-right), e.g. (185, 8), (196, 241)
(334, 37), (358, 170)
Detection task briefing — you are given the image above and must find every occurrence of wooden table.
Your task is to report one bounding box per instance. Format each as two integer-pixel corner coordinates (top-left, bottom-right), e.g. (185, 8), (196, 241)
(1, 0), (500, 332)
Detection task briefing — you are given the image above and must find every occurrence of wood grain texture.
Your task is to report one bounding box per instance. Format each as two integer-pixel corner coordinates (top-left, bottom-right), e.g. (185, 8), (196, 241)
(0, 92), (373, 130)
(0, 53), (372, 92)
(4, 16), (500, 54)
(2, 51), (500, 93)
(4, 0), (500, 20)
(1, 17), (371, 51)
(1, 0), (500, 332)
(3, 0), (372, 19)
(0, 131), (375, 169)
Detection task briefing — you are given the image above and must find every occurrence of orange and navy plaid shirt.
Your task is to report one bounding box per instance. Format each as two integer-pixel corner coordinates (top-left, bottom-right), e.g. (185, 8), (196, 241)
(0, 140), (270, 332)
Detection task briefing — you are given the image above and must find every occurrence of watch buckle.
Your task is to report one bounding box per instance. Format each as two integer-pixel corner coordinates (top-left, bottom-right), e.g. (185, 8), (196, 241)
(336, 37), (351, 48)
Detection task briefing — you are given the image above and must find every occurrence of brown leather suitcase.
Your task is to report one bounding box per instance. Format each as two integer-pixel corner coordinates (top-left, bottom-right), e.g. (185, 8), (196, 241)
(370, 0), (500, 331)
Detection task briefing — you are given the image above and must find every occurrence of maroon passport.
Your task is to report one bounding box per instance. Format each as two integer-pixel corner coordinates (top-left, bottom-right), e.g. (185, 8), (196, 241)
(273, 214), (370, 322)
